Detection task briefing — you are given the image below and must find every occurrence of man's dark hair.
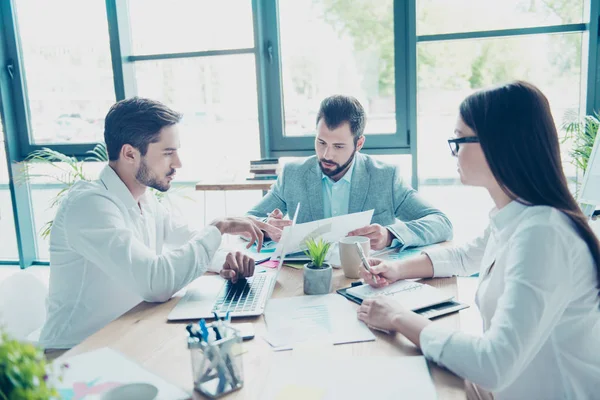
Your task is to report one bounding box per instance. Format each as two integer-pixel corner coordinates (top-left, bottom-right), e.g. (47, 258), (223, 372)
(104, 97), (182, 161)
(316, 95), (366, 143)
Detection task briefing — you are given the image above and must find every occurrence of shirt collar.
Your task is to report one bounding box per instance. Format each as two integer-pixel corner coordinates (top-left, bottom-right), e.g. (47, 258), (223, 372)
(321, 157), (356, 184)
(489, 200), (528, 232)
(99, 165), (140, 210)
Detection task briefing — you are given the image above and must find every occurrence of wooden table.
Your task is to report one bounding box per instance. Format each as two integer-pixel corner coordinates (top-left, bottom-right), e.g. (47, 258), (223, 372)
(59, 266), (470, 399)
(195, 180), (276, 222)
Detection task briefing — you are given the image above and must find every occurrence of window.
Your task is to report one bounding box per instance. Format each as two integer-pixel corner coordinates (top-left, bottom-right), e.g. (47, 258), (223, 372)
(417, 33), (583, 181)
(269, 0), (409, 152)
(279, 0), (396, 136)
(127, 0), (254, 54)
(14, 0), (115, 145)
(415, 0), (587, 243)
(417, 0), (585, 35)
(134, 55), (261, 181)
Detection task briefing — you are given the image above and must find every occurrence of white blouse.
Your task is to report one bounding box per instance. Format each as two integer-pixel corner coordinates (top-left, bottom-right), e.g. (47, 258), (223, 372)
(420, 201), (600, 399)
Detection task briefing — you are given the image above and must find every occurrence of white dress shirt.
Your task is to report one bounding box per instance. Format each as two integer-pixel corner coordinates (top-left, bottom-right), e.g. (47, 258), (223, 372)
(40, 166), (225, 349)
(420, 201), (600, 399)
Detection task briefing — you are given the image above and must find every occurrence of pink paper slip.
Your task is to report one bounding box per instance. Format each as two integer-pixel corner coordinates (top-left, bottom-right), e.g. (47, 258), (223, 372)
(260, 260), (280, 269)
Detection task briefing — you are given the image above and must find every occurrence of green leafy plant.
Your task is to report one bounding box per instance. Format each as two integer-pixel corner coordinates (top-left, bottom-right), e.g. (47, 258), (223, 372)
(303, 237), (331, 269)
(18, 144), (109, 239)
(0, 329), (63, 400)
(562, 112), (600, 176)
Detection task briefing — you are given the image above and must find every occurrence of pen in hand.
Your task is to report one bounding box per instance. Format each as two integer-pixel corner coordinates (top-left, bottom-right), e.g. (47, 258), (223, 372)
(355, 243), (377, 284)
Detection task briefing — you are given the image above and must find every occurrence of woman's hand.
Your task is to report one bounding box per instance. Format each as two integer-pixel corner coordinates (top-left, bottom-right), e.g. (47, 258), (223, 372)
(359, 258), (402, 287)
(356, 296), (406, 332)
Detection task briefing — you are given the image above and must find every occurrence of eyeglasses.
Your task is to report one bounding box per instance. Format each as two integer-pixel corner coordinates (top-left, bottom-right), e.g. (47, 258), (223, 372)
(447, 137), (479, 156)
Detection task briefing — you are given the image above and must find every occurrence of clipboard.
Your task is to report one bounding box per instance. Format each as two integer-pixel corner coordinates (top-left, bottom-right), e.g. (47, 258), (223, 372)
(337, 283), (470, 320)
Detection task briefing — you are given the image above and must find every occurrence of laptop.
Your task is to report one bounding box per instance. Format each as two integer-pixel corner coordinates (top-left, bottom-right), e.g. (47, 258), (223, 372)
(345, 279), (454, 311)
(167, 204), (300, 321)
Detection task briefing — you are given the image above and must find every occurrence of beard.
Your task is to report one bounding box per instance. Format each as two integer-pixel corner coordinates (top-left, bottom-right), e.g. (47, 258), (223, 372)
(319, 149), (357, 178)
(135, 158), (175, 192)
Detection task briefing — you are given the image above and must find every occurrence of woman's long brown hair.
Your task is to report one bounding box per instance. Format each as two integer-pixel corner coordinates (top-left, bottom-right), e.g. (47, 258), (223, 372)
(459, 81), (600, 292)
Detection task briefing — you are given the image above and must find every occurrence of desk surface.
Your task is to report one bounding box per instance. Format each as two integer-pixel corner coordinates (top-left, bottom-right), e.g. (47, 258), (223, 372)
(195, 180), (275, 191)
(59, 265), (469, 399)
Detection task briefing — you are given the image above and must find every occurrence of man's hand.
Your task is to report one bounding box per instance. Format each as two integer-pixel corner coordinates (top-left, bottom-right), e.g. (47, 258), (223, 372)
(265, 209), (292, 242)
(211, 217), (281, 251)
(348, 224), (393, 250)
(220, 251), (255, 284)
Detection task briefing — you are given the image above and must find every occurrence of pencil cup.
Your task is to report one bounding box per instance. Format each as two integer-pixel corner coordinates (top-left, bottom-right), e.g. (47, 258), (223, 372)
(188, 323), (244, 399)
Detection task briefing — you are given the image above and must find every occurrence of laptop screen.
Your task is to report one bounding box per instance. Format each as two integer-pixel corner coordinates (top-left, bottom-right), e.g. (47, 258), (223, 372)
(272, 202), (301, 271)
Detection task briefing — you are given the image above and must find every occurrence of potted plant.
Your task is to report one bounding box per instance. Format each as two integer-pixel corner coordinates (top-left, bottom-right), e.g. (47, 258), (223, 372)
(562, 112), (600, 196)
(0, 328), (65, 399)
(302, 237), (333, 295)
(18, 143), (179, 239)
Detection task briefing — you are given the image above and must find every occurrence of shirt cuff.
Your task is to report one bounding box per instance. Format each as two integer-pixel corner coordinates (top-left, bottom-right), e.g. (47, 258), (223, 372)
(209, 248), (228, 273)
(386, 225), (406, 249)
(419, 323), (456, 364)
(423, 247), (455, 278)
(196, 225), (223, 273)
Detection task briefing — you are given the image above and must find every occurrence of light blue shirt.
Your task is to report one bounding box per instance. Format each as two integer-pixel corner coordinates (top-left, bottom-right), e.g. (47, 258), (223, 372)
(322, 159), (355, 219)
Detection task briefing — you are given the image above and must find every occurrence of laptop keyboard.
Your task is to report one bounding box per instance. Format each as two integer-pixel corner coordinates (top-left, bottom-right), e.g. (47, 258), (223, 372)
(212, 274), (268, 314)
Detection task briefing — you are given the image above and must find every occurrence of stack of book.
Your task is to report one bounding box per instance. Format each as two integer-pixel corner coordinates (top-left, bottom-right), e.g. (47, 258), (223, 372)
(247, 158), (280, 181)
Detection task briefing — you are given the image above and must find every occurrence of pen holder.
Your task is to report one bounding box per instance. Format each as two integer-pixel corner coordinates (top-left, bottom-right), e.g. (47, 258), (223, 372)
(188, 323), (244, 399)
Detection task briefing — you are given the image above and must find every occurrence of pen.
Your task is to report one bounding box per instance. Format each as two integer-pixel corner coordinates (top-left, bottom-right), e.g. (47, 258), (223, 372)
(355, 242), (377, 284)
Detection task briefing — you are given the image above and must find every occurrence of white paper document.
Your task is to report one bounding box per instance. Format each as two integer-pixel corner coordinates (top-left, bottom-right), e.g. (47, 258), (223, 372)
(271, 209), (374, 262)
(263, 293), (375, 351)
(54, 347), (189, 400)
(261, 356), (437, 399)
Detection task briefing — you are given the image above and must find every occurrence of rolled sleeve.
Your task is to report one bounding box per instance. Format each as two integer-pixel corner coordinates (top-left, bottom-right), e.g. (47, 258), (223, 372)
(420, 323), (457, 363)
(422, 247), (457, 278)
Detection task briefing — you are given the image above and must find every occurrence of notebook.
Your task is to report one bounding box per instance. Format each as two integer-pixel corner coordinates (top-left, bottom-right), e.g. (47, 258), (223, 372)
(338, 280), (469, 318)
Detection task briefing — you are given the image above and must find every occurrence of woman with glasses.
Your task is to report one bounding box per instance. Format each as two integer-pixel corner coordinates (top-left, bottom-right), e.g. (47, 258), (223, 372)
(357, 81), (600, 399)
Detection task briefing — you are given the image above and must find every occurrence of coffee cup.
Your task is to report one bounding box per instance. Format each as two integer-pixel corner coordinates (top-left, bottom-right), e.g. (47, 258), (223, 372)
(338, 236), (370, 279)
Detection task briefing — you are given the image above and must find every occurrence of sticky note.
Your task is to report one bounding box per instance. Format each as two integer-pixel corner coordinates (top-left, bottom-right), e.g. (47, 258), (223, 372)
(260, 260), (280, 268)
(275, 384), (325, 400)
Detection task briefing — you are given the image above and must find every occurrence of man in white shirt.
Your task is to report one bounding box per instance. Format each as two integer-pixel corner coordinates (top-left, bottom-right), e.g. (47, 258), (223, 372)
(40, 97), (277, 350)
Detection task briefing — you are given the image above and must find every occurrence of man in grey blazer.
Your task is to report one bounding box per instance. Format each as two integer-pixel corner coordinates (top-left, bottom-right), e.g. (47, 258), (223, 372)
(247, 95), (452, 250)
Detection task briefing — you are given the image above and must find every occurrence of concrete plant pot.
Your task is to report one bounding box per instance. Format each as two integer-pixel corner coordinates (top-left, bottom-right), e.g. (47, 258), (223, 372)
(303, 263), (333, 295)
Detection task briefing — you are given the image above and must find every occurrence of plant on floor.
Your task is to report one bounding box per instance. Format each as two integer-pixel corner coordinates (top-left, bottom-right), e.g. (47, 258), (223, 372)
(303, 237), (332, 269)
(0, 329), (64, 399)
(561, 112), (600, 195)
(18, 143), (109, 239)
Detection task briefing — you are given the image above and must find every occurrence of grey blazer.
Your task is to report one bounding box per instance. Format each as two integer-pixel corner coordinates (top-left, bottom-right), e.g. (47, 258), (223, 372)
(247, 153), (453, 248)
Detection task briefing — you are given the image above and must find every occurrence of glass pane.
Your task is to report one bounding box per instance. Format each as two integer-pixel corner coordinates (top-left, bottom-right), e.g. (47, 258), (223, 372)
(134, 55), (261, 182)
(417, 0), (585, 36)
(417, 33), (583, 241)
(279, 0), (395, 136)
(128, 0), (254, 54)
(14, 0), (115, 144)
(0, 116), (19, 260)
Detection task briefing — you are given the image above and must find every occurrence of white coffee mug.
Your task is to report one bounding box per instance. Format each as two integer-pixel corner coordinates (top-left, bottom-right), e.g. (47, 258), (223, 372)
(338, 236), (370, 279)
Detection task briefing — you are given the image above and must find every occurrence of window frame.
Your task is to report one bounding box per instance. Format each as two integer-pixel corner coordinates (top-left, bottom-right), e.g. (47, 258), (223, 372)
(0, 0), (598, 267)
(261, 0), (414, 158)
